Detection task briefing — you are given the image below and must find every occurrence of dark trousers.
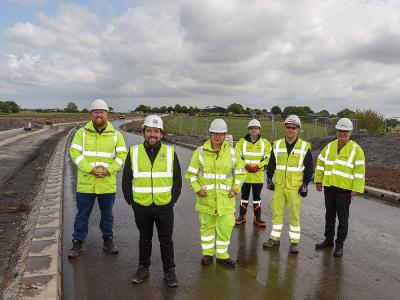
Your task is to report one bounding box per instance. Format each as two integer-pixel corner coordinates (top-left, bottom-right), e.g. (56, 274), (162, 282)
(241, 183), (263, 202)
(324, 187), (352, 246)
(132, 203), (175, 271)
(72, 192), (115, 242)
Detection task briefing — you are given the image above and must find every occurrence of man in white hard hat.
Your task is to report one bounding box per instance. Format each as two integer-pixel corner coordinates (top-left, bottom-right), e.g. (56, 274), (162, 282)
(314, 118), (365, 257)
(235, 119), (272, 227)
(185, 119), (246, 268)
(263, 115), (313, 254)
(68, 99), (127, 258)
(122, 115), (182, 287)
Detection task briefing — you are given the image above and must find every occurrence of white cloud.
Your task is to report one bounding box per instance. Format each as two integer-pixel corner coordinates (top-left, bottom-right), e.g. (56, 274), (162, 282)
(0, 0), (400, 115)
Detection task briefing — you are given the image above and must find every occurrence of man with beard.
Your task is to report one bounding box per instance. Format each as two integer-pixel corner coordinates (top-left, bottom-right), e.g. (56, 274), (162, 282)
(68, 99), (127, 258)
(122, 115), (182, 287)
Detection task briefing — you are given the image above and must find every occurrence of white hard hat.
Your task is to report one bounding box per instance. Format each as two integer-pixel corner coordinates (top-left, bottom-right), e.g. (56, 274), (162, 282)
(90, 99), (109, 112)
(142, 115), (164, 130)
(335, 118), (353, 131)
(209, 118), (227, 133)
(248, 119), (261, 128)
(284, 115), (301, 127)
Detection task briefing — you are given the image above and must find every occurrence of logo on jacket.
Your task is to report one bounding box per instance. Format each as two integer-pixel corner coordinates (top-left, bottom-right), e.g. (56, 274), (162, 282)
(160, 153), (166, 160)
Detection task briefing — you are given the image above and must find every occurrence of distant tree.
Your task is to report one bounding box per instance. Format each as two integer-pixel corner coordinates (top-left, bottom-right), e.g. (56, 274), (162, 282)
(337, 108), (355, 118)
(255, 109), (262, 115)
(271, 105), (282, 115)
(160, 106), (168, 113)
(283, 106), (307, 116)
(181, 105), (189, 114)
(135, 104), (152, 113)
(0, 100), (20, 113)
(64, 102), (79, 113)
(385, 118), (400, 128)
(353, 109), (384, 133)
(174, 104), (183, 113)
(108, 106), (114, 112)
(318, 109), (330, 117)
(81, 108), (89, 113)
(167, 106), (174, 112)
(245, 107), (251, 115)
(227, 103), (245, 114)
(303, 106), (314, 114)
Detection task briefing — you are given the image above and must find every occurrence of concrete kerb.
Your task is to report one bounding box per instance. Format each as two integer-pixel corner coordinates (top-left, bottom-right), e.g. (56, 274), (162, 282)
(21, 128), (74, 300)
(167, 139), (400, 204)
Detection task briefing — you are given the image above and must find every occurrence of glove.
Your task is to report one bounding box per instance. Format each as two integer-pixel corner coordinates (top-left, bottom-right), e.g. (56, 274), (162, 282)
(245, 164), (252, 172)
(266, 179), (274, 191)
(298, 184), (308, 197)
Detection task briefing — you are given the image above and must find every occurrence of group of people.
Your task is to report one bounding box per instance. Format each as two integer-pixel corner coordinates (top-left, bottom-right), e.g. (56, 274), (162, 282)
(67, 99), (365, 288)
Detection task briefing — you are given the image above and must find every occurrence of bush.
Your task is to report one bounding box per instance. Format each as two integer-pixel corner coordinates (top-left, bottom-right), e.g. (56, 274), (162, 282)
(353, 109), (384, 133)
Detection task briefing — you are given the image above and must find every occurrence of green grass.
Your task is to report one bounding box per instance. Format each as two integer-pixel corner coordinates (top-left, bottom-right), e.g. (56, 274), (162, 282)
(164, 114), (332, 141)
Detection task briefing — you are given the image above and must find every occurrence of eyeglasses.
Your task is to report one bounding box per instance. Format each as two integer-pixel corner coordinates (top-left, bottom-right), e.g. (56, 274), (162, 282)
(337, 130), (350, 134)
(285, 126), (298, 130)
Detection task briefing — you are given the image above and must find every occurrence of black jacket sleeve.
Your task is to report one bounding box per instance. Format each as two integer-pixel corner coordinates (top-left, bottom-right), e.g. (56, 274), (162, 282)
(122, 148), (133, 205)
(302, 149), (313, 185)
(171, 152), (182, 204)
(266, 150), (276, 181)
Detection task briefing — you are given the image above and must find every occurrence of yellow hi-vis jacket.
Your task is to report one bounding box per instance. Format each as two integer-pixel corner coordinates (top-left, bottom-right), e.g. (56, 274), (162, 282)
(69, 121), (127, 194)
(314, 139), (365, 193)
(273, 138), (311, 189)
(235, 136), (271, 183)
(130, 143), (174, 206)
(185, 139), (246, 216)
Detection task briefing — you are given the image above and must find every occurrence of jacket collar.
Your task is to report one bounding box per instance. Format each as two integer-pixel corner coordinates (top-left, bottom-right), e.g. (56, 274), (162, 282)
(202, 139), (230, 152)
(85, 121), (115, 133)
(244, 133), (260, 143)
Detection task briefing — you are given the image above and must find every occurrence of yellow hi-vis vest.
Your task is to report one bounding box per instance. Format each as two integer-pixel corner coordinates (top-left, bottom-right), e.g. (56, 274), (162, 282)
(69, 121), (127, 194)
(235, 137), (272, 183)
(273, 138), (311, 189)
(131, 144), (174, 206)
(314, 139), (365, 193)
(185, 139), (246, 216)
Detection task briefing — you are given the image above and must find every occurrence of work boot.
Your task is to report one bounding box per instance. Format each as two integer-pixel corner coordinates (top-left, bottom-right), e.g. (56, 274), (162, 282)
(216, 258), (236, 268)
(164, 268), (178, 287)
(253, 204), (266, 227)
(103, 236), (119, 254)
(263, 238), (280, 249)
(333, 245), (343, 257)
(68, 240), (83, 258)
(289, 243), (299, 254)
(315, 240), (334, 249)
(235, 202), (248, 225)
(201, 255), (213, 265)
(132, 265), (150, 284)
(253, 216), (267, 227)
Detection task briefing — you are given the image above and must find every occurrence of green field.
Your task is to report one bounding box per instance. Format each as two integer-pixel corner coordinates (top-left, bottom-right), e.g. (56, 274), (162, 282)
(164, 114), (334, 141)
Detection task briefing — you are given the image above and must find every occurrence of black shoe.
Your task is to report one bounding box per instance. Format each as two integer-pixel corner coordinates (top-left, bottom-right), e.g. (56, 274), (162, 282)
(132, 265), (150, 284)
(333, 245), (343, 257)
(253, 217), (267, 227)
(315, 240), (334, 249)
(201, 255), (213, 265)
(103, 236), (119, 254)
(68, 240), (83, 258)
(164, 268), (178, 287)
(216, 258), (236, 268)
(289, 243), (299, 254)
(263, 238), (280, 249)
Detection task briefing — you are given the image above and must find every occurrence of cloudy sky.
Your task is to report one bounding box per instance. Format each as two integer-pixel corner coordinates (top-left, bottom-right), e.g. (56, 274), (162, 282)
(1, 0), (399, 116)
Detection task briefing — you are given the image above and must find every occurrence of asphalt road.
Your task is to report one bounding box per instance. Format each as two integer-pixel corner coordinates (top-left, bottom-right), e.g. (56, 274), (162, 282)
(62, 121), (400, 300)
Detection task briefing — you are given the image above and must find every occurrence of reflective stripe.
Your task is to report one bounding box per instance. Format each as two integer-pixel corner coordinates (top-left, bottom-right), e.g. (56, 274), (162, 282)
(245, 159), (260, 164)
(71, 143), (83, 151)
(90, 162), (110, 168)
(290, 225), (301, 232)
(354, 173), (364, 179)
(134, 172), (173, 178)
(202, 243), (215, 249)
(289, 232), (300, 239)
(253, 201), (261, 205)
(316, 166), (324, 171)
(133, 145), (173, 178)
(230, 147), (236, 168)
(190, 176), (197, 183)
(75, 155), (85, 165)
(199, 147), (204, 165)
(116, 146), (127, 152)
(324, 171), (332, 175)
(234, 168), (245, 175)
(332, 169), (354, 179)
(276, 165), (286, 170)
(132, 186), (172, 193)
(241, 200), (249, 204)
(276, 165), (304, 172)
(202, 173), (230, 180)
(234, 179), (243, 185)
(335, 159), (354, 168)
(297, 141), (307, 170)
(216, 241), (230, 246)
(355, 160), (365, 165)
(83, 151), (115, 158)
(216, 248), (227, 253)
(115, 157), (123, 166)
(270, 230), (281, 237)
(202, 184), (231, 191)
(187, 166), (199, 174)
(272, 224), (283, 230)
(201, 235), (215, 242)
(242, 140), (265, 156)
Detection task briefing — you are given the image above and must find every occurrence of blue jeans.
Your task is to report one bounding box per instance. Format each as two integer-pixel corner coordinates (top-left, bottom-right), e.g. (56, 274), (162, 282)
(72, 192), (115, 242)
